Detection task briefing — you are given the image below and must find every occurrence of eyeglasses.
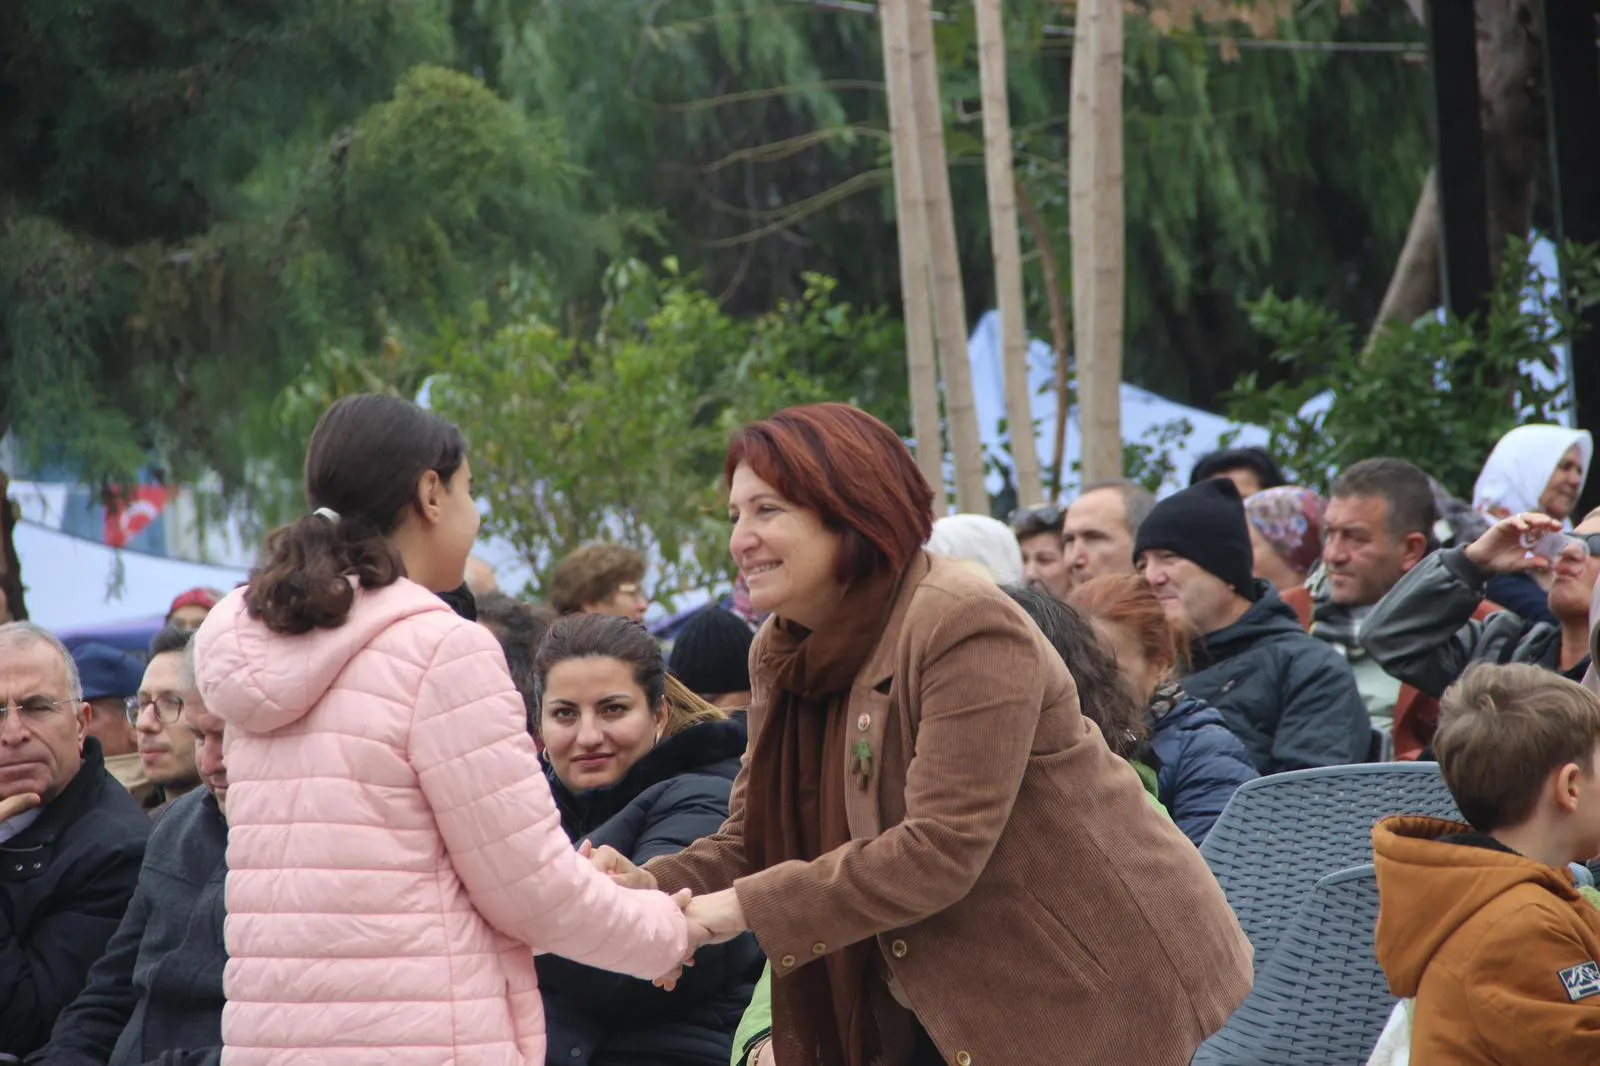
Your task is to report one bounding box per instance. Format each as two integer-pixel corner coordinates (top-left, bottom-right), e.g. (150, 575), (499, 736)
(126, 694), (186, 725)
(0, 696), (79, 724)
(1009, 504), (1064, 533)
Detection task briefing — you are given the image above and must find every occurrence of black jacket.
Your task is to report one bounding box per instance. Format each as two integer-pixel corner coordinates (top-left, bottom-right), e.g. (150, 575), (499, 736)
(538, 714), (764, 1066)
(1, 739), (151, 1056)
(30, 786), (227, 1066)
(1182, 583), (1372, 775)
(1149, 696), (1258, 847)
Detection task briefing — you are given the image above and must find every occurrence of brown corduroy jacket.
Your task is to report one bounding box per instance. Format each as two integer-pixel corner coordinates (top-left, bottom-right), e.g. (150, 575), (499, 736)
(647, 553), (1253, 1066)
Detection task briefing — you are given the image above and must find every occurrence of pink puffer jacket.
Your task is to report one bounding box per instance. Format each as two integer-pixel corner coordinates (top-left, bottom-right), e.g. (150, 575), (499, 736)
(195, 580), (689, 1064)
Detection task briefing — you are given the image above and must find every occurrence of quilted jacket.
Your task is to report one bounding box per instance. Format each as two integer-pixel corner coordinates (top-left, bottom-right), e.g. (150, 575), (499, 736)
(194, 580), (689, 1065)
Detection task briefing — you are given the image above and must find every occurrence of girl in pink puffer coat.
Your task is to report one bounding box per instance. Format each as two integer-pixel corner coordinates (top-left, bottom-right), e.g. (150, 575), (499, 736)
(195, 395), (694, 1064)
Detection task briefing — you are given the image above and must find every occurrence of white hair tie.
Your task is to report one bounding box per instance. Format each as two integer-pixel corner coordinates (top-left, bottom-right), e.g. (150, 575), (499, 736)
(312, 507), (341, 524)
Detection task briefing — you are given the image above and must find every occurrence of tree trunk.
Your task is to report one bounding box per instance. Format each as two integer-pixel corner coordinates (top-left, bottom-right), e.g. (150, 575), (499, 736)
(880, 0), (946, 500)
(908, 0), (988, 514)
(1071, 0), (1126, 484)
(1016, 179), (1072, 501)
(0, 465), (27, 623)
(1370, 0), (1543, 339)
(977, 0), (1042, 509)
(1368, 167), (1441, 342)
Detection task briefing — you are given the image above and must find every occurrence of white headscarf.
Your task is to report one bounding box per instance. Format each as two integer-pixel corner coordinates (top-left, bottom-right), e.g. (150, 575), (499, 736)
(1472, 424), (1593, 521)
(926, 514), (1026, 586)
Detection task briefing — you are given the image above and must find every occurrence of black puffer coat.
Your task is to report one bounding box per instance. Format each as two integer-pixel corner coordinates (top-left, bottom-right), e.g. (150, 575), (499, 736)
(1182, 583), (1372, 774)
(538, 714), (763, 1066)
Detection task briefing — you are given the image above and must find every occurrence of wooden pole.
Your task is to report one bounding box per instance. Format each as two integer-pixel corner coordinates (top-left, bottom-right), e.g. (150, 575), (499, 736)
(907, 0), (988, 514)
(976, 0), (1042, 507)
(1070, 0), (1125, 484)
(880, 0), (946, 501)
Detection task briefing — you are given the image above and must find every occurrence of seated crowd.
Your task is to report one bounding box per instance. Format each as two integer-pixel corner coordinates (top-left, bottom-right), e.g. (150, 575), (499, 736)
(3, 409), (1598, 1065)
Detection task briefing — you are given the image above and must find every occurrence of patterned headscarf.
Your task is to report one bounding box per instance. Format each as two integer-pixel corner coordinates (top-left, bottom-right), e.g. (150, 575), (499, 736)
(1244, 486), (1326, 579)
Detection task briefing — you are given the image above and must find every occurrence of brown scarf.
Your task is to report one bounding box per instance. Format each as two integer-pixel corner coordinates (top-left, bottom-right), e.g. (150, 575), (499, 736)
(744, 564), (906, 1066)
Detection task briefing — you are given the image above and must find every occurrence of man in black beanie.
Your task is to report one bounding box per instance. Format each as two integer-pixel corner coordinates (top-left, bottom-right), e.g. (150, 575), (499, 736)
(1135, 478), (1371, 774)
(669, 606), (755, 709)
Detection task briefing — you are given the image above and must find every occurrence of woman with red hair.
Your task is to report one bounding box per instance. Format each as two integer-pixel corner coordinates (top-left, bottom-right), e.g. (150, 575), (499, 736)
(594, 403), (1252, 1066)
(1071, 573), (1258, 846)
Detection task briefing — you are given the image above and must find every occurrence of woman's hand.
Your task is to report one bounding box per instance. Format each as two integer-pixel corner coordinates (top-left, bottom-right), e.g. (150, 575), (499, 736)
(580, 840), (658, 891)
(684, 888), (749, 946)
(654, 889), (700, 990)
(1464, 512), (1564, 574)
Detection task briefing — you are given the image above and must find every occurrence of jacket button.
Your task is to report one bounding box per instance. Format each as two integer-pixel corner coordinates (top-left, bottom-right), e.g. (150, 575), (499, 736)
(811, 941), (827, 955)
(780, 954), (796, 968)
(955, 1053), (972, 1066)
(568, 1049), (582, 1059)
(890, 939), (908, 958)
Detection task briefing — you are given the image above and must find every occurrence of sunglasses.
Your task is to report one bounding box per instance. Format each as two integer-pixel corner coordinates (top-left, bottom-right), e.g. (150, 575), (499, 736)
(1009, 504), (1064, 533)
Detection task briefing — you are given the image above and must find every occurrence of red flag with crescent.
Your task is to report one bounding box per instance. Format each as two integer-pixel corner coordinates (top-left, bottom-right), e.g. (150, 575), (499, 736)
(104, 486), (171, 548)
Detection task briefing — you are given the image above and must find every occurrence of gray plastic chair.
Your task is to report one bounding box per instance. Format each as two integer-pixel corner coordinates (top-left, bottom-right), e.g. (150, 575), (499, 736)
(1199, 762), (1458, 966)
(1193, 865), (1391, 1066)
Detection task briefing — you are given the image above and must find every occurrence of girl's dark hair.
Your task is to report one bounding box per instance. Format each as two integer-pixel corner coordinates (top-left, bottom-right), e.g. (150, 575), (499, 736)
(247, 394), (467, 635)
(1003, 585), (1151, 761)
(533, 614), (724, 740)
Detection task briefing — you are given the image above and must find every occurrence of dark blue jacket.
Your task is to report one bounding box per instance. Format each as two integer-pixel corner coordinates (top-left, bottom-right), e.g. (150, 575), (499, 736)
(30, 786), (227, 1066)
(1, 739), (150, 1057)
(1183, 583), (1371, 775)
(538, 714), (763, 1066)
(1150, 697), (1258, 847)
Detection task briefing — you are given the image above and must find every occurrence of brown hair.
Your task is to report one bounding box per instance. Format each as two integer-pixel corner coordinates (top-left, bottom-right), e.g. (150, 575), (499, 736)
(1002, 585), (1149, 760)
(532, 613), (725, 739)
(1434, 663), (1600, 832)
(476, 592), (556, 733)
(726, 403), (934, 585)
(247, 395), (466, 635)
(546, 543), (646, 615)
(1069, 573), (1192, 677)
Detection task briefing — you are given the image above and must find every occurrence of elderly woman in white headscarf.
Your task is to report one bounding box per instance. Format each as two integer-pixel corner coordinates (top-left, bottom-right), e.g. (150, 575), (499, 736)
(926, 513), (1026, 587)
(1473, 424), (1594, 625)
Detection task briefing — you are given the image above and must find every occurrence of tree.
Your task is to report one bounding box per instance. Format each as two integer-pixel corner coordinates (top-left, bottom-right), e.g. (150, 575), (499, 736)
(881, 0), (946, 497)
(976, 0), (1043, 506)
(425, 260), (904, 601)
(0, 3), (613, 606)
(1229, 239), (1600, 498)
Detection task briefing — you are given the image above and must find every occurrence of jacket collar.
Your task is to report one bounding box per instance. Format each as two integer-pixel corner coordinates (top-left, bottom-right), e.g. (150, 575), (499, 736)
(857, 552), (932, 691)
(545, 713), (748, 835)
(1, 737), (107, 850)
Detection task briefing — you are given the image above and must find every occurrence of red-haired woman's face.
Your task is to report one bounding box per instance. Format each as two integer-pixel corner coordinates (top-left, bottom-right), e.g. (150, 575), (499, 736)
(728, 463), (844, 628)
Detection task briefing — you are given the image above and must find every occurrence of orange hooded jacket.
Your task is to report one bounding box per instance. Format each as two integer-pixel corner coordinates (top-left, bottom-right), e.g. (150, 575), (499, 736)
(1373, 816), (1600, 1064)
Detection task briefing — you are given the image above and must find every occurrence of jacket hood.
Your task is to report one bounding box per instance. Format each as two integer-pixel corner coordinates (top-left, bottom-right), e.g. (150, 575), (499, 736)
(194, 580), (456, 735)
(1373, 815), (1580, 996)
(546, 712), (748, 834)
(1192, 582), (1303, 666)
(1473, 424), (1593, 520)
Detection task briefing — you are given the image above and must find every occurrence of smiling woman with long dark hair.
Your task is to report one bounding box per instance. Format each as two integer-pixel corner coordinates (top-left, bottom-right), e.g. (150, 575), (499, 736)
(590, 402), (1254, 1066)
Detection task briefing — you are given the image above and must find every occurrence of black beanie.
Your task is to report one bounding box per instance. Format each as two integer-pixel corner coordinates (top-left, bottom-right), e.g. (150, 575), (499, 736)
(1132, 478), (1258, 599)
(669, 606), (756, 698)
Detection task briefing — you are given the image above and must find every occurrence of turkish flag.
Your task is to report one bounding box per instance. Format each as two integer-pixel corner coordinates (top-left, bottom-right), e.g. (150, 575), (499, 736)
(104, 486), (171, 548)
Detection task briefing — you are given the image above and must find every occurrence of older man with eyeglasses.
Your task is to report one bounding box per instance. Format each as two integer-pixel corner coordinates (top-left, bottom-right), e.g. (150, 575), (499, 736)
(0, 621), (150, 1059)
(130, 628), (203, 820)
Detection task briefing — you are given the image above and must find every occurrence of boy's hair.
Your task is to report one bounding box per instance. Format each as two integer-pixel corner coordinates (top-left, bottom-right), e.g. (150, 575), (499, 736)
(1435, 663), (1600, 832)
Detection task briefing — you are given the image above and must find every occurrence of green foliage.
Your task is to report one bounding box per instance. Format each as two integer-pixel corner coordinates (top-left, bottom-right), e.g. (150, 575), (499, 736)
(426, 260), (904, 603)
(1, 5), (599, 512)
(1228, 240), (1600, 498)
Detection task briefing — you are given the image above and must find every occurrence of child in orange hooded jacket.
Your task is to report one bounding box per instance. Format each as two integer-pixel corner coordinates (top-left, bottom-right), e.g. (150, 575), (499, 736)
(1373, 662), (1600, 1065)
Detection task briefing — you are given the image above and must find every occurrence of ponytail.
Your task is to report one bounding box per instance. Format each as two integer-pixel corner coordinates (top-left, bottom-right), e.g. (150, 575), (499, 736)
(663, 673), (729, 737)
(245, 394), (467, 636)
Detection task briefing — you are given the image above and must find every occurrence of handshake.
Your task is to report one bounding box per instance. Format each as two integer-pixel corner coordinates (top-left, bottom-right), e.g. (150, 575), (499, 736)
(578, 841), (748, 990)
